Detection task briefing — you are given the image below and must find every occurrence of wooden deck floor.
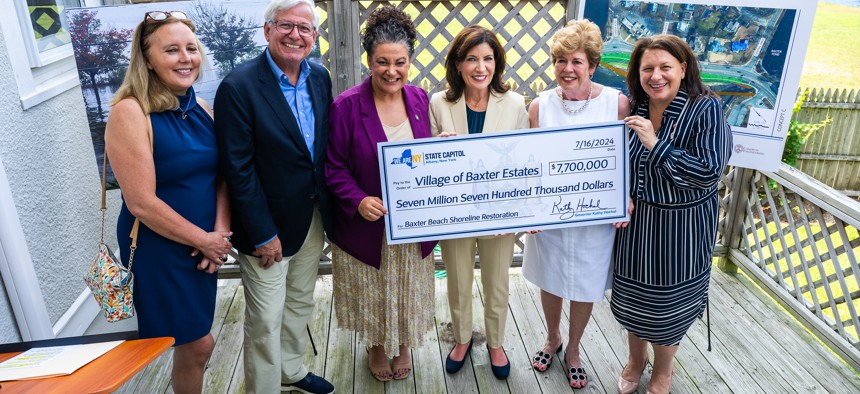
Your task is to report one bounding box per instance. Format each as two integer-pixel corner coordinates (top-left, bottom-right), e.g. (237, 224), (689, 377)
(115, 268), (860, 393)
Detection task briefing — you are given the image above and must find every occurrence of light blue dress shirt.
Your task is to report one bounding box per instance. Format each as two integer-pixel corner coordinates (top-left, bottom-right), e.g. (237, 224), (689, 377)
(265, 49), (316, 160)
(257, 50), (317, 249)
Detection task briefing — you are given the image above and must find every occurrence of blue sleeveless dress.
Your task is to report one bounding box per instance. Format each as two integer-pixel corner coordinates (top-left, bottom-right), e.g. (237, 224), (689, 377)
(117, 87), (218, 346)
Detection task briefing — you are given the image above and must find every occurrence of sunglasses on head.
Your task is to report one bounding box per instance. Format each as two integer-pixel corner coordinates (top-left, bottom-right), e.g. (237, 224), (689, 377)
(144, 10), (189, 23)
(139, 11), (191, 51)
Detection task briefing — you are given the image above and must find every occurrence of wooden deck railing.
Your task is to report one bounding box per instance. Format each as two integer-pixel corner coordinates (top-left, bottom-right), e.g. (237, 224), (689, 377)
(718, 164), (860, 369)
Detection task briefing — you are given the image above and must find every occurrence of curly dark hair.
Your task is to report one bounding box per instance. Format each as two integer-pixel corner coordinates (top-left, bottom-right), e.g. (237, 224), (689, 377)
(444, 25), (509, 102)
(361, 5), (417, 58)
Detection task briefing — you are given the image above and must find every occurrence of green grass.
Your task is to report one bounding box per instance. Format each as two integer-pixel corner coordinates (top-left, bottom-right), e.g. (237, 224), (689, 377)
(700, 74), (748, 86)
(800, 2), (860, 90)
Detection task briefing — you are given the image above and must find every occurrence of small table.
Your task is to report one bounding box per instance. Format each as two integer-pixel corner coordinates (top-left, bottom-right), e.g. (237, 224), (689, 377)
(0, 337), (173, 394)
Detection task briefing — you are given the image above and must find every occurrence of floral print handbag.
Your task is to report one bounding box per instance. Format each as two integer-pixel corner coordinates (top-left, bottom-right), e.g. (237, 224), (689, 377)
(84, 115), (150, 322)
(85, 241), (135, 322)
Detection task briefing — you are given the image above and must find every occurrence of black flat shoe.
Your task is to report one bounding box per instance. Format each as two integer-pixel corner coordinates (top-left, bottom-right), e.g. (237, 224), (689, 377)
(445, 338), (473, 374)
(489, 346), (510, 380)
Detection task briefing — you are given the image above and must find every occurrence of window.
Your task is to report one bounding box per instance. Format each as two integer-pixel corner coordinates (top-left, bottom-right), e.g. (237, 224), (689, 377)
(1, 0), (103, 109)
(26, 0), (82, 62)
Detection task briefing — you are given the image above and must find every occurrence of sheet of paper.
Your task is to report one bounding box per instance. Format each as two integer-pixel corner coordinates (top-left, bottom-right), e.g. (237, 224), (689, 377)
(0, 340), (123, 382)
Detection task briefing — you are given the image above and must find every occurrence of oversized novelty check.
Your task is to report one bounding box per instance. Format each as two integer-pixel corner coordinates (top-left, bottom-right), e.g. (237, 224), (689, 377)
(378, 121), (630, 244)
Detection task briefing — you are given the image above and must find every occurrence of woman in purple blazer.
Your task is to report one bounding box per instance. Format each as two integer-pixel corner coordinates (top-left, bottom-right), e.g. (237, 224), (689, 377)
(324, 5), (437, 383)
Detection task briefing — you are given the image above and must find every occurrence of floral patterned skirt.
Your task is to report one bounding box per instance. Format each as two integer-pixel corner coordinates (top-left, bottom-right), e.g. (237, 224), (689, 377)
(332, 239), (435, 358)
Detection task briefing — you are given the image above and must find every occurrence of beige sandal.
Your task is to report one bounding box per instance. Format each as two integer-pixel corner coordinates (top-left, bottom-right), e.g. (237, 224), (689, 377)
(391, 348), (412, 380)
(366, 347), (393, 382)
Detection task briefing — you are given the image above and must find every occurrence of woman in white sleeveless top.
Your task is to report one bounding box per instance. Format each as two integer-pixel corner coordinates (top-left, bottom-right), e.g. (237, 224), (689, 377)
(522, 19), (630, 390)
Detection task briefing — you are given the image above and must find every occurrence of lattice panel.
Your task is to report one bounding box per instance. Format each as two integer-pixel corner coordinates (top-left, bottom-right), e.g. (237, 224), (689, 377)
(357, 0), (565, 100)
(738, 171), (860, 346)
(317, 2), (331, 69)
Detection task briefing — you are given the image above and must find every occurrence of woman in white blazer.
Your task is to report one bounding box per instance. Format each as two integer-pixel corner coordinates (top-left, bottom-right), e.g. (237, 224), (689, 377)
(429, 25), (529, 380)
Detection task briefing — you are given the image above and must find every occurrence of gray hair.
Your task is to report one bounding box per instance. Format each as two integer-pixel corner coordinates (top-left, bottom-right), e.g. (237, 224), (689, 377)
(264, 0), (320, 29)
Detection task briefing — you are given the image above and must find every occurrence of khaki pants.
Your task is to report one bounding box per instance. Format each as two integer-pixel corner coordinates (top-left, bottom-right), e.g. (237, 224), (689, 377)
(441, 234), (515, 348)
(237, 207), (324, 393)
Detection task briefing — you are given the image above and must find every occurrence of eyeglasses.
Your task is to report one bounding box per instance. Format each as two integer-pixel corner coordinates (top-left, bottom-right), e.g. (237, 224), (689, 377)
(144, 11), (189, 23)
(268, 20), (315, 36)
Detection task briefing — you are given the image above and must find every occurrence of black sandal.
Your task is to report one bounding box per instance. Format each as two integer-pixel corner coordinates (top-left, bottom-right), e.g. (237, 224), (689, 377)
(531, 343), (562, 372)
(567, 366), (588, 389)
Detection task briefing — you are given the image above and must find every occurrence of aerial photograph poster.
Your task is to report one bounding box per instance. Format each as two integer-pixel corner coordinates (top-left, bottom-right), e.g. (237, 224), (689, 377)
(579, 0), (818, 171)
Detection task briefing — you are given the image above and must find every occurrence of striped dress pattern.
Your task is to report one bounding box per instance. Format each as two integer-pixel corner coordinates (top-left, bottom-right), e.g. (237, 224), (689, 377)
(611, 89), (732, 346)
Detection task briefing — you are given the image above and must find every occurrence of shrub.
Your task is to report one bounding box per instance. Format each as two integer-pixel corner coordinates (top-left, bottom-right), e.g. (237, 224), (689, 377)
(782, 91), (832, 167)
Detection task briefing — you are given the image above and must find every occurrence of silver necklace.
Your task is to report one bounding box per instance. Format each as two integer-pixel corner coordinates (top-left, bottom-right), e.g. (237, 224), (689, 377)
(556, 82), (592, 114)
(180, 89), (195, 120)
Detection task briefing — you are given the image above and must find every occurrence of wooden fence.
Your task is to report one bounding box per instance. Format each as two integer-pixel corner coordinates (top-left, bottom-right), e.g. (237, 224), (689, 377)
(795, 88), (860, 196)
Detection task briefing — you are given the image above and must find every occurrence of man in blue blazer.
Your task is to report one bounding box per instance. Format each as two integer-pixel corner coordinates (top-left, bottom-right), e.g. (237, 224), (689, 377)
(213, 0), (333, 393)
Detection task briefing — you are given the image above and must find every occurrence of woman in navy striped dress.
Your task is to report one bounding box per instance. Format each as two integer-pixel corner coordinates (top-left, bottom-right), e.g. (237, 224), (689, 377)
(612, 34), (732, 394)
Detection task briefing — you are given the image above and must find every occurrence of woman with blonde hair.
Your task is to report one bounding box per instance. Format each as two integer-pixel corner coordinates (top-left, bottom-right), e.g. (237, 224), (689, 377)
(105, 11), (232, 393)
(522, 19), (630, 390)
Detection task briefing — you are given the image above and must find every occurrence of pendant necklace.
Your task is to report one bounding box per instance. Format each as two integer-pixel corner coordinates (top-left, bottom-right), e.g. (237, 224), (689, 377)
(557, 82), (592, 114)
(180, 89), (195, 120)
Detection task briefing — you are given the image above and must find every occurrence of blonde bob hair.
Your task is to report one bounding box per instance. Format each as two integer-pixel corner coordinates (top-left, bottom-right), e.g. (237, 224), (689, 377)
(550, 19), (603, 69)
(111, 16), (206, 114)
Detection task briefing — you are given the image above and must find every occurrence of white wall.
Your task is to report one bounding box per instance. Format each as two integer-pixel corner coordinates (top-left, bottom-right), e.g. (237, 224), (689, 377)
(0, 279), (18, 343)
(0, 25), (122, 343)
